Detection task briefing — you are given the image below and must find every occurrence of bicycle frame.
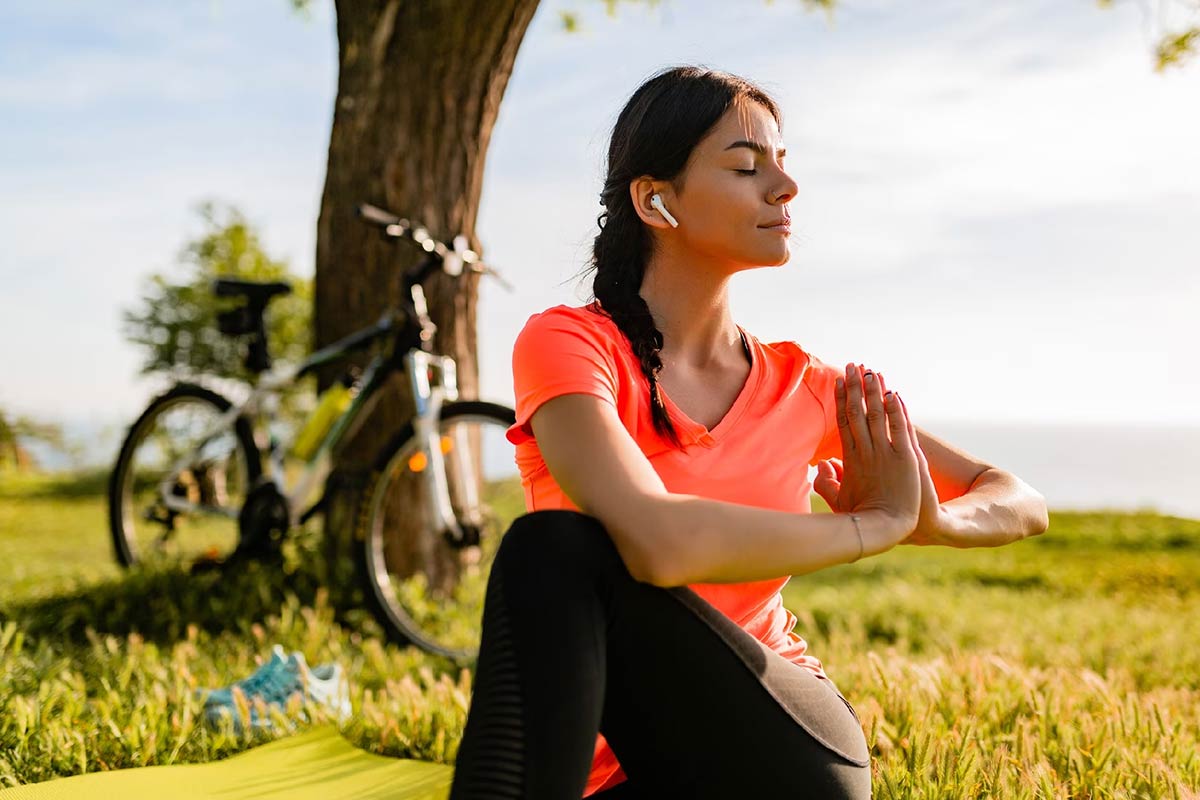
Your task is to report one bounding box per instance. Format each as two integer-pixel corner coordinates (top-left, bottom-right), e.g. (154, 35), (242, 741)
(151, 200), (511, 548)
(156, 291), (473, 543)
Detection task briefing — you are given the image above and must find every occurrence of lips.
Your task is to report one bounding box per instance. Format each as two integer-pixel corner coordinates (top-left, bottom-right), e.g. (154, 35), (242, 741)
(759, 217), (791, 231)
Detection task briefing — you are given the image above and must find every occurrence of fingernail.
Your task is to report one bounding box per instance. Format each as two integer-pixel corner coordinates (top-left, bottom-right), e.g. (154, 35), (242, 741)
(864, 373), (874, 384)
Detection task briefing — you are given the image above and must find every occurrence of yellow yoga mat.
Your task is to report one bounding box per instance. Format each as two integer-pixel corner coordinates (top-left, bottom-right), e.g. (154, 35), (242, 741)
(0, 726), (454, 800)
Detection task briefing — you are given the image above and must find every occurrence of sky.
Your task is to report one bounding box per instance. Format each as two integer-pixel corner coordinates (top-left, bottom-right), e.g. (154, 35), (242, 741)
(1, 0), (1198, 464)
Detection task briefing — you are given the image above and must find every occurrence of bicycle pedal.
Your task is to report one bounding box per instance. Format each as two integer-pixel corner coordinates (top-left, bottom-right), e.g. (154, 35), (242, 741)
(443, 522), (481, 548)
(231, 539), (286, 565)
(190, 553), (228, 574)
(142, 508), (177, 527)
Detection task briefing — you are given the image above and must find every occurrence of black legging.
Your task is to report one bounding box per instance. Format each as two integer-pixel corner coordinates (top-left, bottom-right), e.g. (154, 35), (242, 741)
(449, 509), (873, 799)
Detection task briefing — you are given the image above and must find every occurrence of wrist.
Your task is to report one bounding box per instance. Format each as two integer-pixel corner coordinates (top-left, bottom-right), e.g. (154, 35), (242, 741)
(929, 503), (974, 548)
(844, 513), (867, 563)
(848, 509), (914, 560)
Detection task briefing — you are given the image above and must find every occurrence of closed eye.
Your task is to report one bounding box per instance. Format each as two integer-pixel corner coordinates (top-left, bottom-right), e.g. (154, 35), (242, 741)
(735, 169), (757, 175)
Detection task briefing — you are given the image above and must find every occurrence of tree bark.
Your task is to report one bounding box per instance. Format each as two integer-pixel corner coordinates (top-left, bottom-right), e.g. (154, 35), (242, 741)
(315, 0), (540, 584)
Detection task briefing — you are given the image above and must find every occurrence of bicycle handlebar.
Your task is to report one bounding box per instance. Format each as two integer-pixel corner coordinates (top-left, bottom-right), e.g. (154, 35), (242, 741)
(355, 202), (512, 291)
(357, 203), (404, 228)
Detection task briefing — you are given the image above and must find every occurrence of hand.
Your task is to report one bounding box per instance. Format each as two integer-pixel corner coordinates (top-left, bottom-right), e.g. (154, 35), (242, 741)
(813, 363), (881, 513)
(895, 409), (959, 545)
(818, 401), (958, 547)
(814, 366), (956, 546)
(814, 363), (921, 547)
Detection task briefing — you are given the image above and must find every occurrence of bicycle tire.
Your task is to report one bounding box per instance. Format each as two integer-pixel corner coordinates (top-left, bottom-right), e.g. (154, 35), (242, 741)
(108, 382), (262, 568)
(353, 400), (519, 663)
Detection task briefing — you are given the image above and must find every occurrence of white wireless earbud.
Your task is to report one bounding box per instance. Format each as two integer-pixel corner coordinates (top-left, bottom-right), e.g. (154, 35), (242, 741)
(650, 193), (679, 228)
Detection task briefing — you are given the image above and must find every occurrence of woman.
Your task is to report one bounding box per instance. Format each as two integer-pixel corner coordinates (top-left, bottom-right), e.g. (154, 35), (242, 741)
(449, 65), (1048, 800)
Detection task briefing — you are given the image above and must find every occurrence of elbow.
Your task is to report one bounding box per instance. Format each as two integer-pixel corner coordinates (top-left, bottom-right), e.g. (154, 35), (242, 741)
(610, 498), (686, 587)
(597, 525), (664, 586)
(642, 506), (699, 587)
(625, 549), (672, 586)
(1022, 483), (1050, 539)
(989, 468), (1050, 540)
(641, 550), (684, 588)
(631, 531), (686, 588)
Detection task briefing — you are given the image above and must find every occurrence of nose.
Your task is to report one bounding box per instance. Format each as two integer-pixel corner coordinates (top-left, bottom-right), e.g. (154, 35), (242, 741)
(771, 168), (798, 205)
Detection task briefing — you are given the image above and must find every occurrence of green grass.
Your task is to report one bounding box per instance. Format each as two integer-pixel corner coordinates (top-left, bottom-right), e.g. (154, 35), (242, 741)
(1, 470), (1198, 798)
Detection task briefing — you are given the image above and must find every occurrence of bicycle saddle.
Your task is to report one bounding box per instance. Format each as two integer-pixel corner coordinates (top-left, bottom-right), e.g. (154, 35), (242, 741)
(212, 278), (293, 305)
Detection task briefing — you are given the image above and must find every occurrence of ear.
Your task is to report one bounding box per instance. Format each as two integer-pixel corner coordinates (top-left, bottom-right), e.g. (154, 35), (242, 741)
(629, 176), (675, 230)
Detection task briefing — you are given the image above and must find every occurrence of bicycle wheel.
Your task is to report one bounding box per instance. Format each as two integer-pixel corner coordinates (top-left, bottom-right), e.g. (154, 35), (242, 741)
(108, 382), (261, 568)
(355, 400), (521, 662)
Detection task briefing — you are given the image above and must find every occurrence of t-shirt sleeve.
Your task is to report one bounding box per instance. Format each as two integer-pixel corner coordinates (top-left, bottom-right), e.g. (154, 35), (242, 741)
(806, 353), (844, 466)
(505, 308), (621, 447)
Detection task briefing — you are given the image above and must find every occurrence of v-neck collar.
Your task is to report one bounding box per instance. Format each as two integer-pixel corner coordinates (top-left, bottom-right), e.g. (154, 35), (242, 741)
(656, 323), (761, 449)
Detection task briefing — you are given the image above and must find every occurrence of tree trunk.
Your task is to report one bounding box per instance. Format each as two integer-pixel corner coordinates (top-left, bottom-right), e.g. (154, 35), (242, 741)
(315, 0), (540, 587)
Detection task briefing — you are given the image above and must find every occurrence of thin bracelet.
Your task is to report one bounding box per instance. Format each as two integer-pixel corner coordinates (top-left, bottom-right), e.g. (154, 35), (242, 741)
(849, 514), (865, 563)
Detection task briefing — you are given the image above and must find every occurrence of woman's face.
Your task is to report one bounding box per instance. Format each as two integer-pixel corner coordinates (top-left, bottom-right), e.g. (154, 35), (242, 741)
(656, 99), (798, 270)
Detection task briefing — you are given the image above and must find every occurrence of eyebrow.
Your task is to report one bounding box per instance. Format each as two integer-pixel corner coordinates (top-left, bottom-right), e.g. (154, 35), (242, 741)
(724, 140), (787, 158)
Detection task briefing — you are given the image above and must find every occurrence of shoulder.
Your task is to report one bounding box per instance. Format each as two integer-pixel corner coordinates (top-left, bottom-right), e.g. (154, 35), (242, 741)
(513, 301), (627, 364)
(758, 338), (841, 406)
(516, 301), (615, 342)
(511, 301), (626, 382)
(507, 302), (626, 445)
(758, 338), (836, 380)
(756, 339), (843, 458)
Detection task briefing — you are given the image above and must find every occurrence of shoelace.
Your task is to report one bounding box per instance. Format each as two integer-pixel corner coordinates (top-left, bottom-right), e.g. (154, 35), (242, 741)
(236, 662), (302, 704)
(231, 660), (281, 694)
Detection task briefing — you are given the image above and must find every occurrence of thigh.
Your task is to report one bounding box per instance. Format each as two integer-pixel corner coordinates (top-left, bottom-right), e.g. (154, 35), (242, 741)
(569, 523), (872, 797)
(476, 509), (872, 799)
(601, 588), (871, 798)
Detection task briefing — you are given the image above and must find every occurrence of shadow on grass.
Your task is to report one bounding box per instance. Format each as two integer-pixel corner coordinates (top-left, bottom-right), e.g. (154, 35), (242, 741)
(4, 549), (369, 646)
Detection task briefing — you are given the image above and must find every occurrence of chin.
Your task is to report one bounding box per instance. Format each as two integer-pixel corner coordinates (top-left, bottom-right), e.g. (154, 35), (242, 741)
(725, 243), (790, 271)
(760, 246), (791, 268)
(736, 259), (786, 274)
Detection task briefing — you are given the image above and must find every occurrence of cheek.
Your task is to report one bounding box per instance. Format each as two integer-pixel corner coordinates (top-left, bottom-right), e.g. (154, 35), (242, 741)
(694, 182), (759, 229)
(680, 176), (769, 254)
(687, 206), (744, 249)
(693, 218), (776, 263)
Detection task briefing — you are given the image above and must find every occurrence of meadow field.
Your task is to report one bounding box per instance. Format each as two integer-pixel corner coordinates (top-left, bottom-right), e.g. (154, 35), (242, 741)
(0, 471), (1196, 798)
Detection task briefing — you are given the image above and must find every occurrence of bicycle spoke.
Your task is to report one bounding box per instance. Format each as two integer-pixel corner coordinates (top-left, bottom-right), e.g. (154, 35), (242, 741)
(153, 523), (175, 550)
(113, 391), (251, 568)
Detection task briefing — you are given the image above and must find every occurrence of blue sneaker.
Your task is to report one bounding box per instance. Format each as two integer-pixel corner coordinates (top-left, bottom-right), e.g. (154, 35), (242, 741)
(201, 645), (351, 733)
(196, 644), (290, 709)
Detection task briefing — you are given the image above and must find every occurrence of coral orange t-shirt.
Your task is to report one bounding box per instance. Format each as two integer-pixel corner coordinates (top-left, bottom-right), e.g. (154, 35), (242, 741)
(504, 301), (846, 797)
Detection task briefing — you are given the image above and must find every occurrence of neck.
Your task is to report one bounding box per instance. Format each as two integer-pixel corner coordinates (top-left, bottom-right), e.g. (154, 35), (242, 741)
(637, 247), (745, 372)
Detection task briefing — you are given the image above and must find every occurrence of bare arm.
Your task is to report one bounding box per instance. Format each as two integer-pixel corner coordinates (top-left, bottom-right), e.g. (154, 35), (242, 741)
(937, 468), (1049, 547)
(647, 494), (904, 585)
(530, 389), (913, 587)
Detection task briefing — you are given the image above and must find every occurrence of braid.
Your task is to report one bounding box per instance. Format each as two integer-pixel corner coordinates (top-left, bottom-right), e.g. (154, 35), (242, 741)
(588, 183), (686, 451)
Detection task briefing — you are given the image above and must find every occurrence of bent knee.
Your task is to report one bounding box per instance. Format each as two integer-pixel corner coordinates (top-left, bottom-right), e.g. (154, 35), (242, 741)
(495, 510), (622, 573)
(818, 760), (873, 800)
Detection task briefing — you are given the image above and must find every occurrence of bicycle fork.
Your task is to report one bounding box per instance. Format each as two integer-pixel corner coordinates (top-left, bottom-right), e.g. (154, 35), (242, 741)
(406, 350), (484, 546)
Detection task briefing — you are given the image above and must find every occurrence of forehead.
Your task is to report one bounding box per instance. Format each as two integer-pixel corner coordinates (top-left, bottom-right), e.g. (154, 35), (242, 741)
(700, 99), (782, 156)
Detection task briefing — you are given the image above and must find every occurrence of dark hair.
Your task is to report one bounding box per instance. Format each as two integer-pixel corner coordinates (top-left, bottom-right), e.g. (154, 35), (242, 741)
(578, 65), (783, 450)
